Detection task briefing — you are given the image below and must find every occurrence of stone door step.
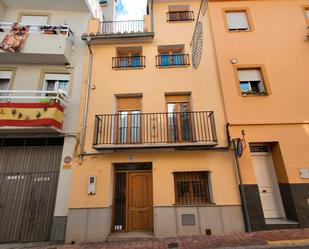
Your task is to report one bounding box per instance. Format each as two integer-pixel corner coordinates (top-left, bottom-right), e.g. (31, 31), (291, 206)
(107, 231), (154, 242)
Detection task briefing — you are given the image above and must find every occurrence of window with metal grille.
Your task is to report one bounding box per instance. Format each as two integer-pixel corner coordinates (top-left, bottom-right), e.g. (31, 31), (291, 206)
(174, 171), (210, 205)
(250, 144), (269, 153)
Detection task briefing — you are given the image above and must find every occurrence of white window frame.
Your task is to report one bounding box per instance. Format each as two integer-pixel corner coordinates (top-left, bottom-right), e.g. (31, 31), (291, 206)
(238, 69), (266, 95)
(43, 73), (70, 96)
(226, 11), (250, 31)
(20, 15), (48, 25)
(0, 71), (12, 100)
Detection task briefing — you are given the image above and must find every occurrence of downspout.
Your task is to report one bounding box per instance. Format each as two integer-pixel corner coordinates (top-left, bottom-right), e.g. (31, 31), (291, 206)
(150, 0), (154, 33)
(80, 41), (93, 159)
(232, 138), (252, 233)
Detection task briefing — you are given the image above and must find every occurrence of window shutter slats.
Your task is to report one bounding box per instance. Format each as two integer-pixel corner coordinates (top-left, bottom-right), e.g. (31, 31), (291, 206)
(238, 69), (261, 81)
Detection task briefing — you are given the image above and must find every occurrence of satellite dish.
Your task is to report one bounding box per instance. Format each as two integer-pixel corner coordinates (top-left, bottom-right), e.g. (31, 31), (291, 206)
(191, 21), (203, 69)
(234, 138), (243, 157)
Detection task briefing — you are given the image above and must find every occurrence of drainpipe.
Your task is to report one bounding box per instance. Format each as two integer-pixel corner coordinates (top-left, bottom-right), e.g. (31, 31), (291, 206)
(80, 40), (93, 159)
(150, 0), (154, 33)
(232, 138), (252, 233)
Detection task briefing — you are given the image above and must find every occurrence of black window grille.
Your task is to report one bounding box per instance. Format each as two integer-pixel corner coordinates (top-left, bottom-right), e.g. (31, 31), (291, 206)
(174, 171), (211, 205)
(167, 11), (194, 22)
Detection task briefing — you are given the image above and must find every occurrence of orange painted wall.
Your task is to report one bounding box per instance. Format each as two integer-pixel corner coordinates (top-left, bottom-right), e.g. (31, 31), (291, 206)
(208, 0), (309, 185)
(209, 0), (309, 123)
(69, 0), (243, 208)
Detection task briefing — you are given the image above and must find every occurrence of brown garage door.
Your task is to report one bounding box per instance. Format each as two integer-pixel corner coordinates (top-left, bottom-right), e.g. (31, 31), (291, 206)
(0, 138), (63, 242)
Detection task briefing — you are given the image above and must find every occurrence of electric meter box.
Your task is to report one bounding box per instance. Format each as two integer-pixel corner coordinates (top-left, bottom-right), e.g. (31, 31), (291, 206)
(88, 176), (96, 195)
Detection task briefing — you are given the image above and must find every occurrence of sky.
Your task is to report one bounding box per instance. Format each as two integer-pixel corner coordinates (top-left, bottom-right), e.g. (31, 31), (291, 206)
(116, 0), (147, 20)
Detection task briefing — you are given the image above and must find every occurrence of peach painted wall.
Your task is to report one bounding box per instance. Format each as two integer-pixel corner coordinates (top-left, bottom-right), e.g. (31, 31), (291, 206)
(69, 151), (241, 208)
(208, 0), (309, 185)
(69, 0), (242, 208)
(208, 0), (309, 123)
(81, 0), (229, 152)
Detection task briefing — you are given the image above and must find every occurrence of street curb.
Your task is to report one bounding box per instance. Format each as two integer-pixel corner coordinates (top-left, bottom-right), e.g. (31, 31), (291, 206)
(212, 242), (309, 249)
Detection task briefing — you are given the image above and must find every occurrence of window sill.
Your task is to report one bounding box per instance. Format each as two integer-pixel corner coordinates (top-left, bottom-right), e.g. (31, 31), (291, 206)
(241, 92), (268, 97)
(228, 29), (251, 33)
(157, 65), (190, 69)
(167, 19), (195, 22)
(113, 66), (145, 70)
(173, 203), (216, 207)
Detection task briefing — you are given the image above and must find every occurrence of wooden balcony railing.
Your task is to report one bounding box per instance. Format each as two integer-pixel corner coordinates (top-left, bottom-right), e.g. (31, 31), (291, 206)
(156, 54), (190, 67)
(93, 111), (218, 149)
(112, 56), (146, 69)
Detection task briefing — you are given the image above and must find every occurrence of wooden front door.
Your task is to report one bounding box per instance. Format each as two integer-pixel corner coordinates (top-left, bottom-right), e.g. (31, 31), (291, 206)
(127, 171), (153, 231)
(112, 165), (153, 233)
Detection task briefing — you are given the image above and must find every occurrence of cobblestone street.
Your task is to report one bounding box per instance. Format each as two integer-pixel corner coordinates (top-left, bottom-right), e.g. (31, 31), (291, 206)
(24, 229), (309, 249)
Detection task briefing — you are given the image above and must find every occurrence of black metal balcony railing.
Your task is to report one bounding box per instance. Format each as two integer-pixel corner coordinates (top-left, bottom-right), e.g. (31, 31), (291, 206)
(156, 54), (190, 67)
(93, 111), (217, 148)
(167, 11), (195, 22)
(112, 56), (146, 69)
(101, 20), (144, 34)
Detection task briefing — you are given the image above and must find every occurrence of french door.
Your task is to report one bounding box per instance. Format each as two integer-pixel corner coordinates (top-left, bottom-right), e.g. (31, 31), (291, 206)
(118, 111), (141, 144)
(113, 165), (153, 232)
(167, 102), (193, 142)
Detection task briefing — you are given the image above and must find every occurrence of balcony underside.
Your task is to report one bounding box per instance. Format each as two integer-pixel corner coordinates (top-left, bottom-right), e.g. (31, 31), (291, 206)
(1, 0), (89, 12)
(0, 32), (73, 64)
(93, 141), (218, 151)
(83, 32), (155, 45)
(0, 53), (70, 64)
(0, 126), (61, 134)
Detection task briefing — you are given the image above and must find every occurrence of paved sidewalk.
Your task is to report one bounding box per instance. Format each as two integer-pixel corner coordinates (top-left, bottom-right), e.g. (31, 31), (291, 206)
(25, 229), (309, 249)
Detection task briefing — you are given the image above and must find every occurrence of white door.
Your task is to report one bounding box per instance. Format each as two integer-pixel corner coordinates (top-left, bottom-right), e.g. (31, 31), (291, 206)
(251, 146), (285, 219)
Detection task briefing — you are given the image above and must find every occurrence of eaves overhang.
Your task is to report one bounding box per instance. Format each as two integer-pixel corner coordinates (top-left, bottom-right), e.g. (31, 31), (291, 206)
(81, 32), (155, 45)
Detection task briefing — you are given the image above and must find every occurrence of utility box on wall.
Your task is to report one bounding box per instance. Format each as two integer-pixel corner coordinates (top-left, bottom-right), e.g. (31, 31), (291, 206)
(88, 176), (96, 195)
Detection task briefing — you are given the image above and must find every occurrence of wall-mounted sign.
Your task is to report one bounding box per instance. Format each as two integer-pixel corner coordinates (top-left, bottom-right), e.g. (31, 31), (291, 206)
(299, 168), (309, 179)
(63, 155), (73, 164)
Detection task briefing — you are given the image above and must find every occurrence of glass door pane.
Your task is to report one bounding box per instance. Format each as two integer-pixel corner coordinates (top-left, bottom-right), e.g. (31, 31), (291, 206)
(131, 54), (141, 68)
(57, 80), (69, 95)
(0, 79), (9, 102)
(119, 57), (129, 67)
(160, 52), (170, 66)
(180, 102), (192, 142)
(130, 111), (141, 143)
(118, 112), (128, 143)
(172, 52), (181, 65)
(167, 103), (178, 142)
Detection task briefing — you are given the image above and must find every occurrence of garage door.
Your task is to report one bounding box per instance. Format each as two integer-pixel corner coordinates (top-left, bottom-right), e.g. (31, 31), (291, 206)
(0, 138), (63, 242)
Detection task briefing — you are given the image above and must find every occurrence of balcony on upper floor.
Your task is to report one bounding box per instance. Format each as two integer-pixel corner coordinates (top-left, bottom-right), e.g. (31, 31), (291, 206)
(83, 16), (154, 45)
(0, 90), (67, 133)
(0, 22), (75, 64)
(1, 0), (96, 14)
(93, 111), (218, 151)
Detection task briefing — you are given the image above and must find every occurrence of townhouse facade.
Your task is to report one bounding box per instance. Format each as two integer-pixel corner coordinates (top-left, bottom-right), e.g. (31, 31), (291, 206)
(208, 0), (309, 231)
(65, 0), (246, 243)
(0, 0), (308, 244)
(0, 0), (101, 243)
